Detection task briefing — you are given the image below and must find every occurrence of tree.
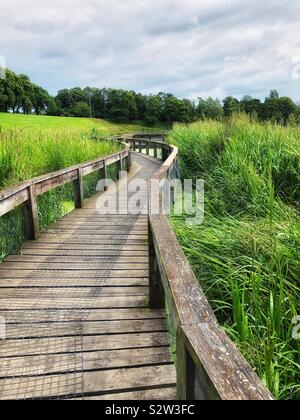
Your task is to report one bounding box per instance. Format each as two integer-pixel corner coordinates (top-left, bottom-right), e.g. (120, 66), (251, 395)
(145, 95), (161, 125)
(31, 84), (50, 115)
(71, 101), (90, 118)
(269, 89), (279, 99)
(240, 96), (262, 118)
(197, 97), (224, 120)
(223, 96), (240, 116)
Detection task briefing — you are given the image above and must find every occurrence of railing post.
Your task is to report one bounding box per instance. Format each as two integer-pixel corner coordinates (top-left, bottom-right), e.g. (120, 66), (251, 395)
(116, 154), (122, 180)
(177, 327), (195, 400)
(154, 144), (158, 159)
(146, 142), (150, 155)
(24, 184), (39, 240)
(100, 160), (108, 191)
(139, 140), (142, 154)
(126, 150), (132, 172)
(148, 221), (165, 309)
(162, 145), (169, 161)
(74, 166), (84, 209)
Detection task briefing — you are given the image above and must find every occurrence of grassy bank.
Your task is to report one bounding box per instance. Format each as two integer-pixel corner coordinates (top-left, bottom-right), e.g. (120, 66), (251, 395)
(0, 125), (121, 261)
(169, 115), (300, 400)
(0, 112), (168, 134)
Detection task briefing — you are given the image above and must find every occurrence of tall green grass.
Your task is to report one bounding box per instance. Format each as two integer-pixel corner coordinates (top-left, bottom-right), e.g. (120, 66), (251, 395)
(0, 127), (121, 260)
(169, 115), (300, 400)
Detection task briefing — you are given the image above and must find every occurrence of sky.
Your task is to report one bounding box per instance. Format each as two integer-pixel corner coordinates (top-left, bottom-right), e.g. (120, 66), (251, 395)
(0, 0), (300, 101)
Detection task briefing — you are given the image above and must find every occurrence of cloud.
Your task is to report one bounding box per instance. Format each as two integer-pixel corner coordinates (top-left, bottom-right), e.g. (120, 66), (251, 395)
(0, 0), (299, 100)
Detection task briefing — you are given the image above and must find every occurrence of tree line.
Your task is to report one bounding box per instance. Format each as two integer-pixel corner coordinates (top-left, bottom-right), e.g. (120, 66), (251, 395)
(1, 69), (299, 125)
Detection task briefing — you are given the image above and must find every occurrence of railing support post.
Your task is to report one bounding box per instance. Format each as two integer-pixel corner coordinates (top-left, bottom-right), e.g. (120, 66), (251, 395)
(162, 146), (169, 161)
(24, 184), (39, 240)
(74, 167), (84, 209)
(148, 221), (165, 309)
(100, 161), (108, 192)
(154, 144), (158, 159)
(177, 327), (195, 400)
(116, 154), (122, 180)
(139, 140), (142, 154)
(126, 150), (132, 172)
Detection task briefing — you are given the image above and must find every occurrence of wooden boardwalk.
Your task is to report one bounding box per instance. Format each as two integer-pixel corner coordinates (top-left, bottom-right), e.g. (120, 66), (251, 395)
(0, 153), (176, 400)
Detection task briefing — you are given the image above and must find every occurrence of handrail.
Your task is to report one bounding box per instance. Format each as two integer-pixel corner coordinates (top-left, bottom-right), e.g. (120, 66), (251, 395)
(126, 136), (273, 401)
(0, 140), (131, 240)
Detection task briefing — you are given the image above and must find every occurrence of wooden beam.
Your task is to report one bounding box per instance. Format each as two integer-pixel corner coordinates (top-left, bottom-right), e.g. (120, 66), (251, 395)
(23, 184), (39, 240)
(73, 167), (84, 209)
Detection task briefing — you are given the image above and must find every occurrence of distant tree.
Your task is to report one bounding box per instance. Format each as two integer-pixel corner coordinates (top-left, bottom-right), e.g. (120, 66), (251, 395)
(31, 84), (50, 115)
(198, 97), (224, 120)
(269, 89), (279, 99)
(46, 97), (58, 116)
(145, 95), (161, 125)
(71, 101), (90, 118)
(240, 96), (262, 118)
(223, 96), (240, 117)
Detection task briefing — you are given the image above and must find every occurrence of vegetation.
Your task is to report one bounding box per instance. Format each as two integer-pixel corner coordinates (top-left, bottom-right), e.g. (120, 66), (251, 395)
(0, 112), (167, 134)
(169, 115), (300, 400)
(1, 69), (300, 125)
(0, 124), (122, 261)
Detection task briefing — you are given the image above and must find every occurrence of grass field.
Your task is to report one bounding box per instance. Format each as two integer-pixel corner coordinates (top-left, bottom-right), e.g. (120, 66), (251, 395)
(0, 112), (153, 261)
(0, 112), (168, 134)
(169, 115), (300, 400)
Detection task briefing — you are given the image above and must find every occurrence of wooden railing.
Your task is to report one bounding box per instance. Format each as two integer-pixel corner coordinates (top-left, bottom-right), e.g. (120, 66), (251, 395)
(126, 136), (274, 401)
(0, 141), (131, 241)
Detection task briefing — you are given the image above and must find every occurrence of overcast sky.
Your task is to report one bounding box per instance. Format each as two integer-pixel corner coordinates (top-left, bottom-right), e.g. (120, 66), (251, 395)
(0, 0), (299, 101)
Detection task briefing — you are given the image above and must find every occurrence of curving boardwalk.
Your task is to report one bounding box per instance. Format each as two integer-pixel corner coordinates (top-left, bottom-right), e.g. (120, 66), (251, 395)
(0, 153), (176, 400)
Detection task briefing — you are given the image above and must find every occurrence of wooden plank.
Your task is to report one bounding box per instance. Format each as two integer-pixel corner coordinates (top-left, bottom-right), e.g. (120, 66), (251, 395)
(0, 286), (148, 299)
(3, 319), (168, 339)
(43, 229), (148, 236)
(0, 277), (148, 288)
(4, 255), (148, 264)
(0, 347), (173, 378)
(19, 249), (148, 257)
(21, 242), (148, 251)
(78, 387), (176, 400)
(1, 308), (165, 324)
(0, 365), (176, 400)
(0, 295), (147, 310)
(0, 332), (170, 358)
(0, 270), (149, 278)
(0, 262), (148, 270)
(35, 169), (78, 196)
(0, 187), (29, 217)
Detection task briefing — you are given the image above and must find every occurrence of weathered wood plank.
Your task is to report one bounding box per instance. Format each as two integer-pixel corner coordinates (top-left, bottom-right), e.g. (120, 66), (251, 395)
(0, 347), (173, 378)
(0, 286), (148, 299)
(77, 387), (176, 400)
(4, 255), (148, 263)
(21, 242), (148, 251)
(0, 295), (147, 310)
(0, 270), (149, 278)
(1, 308), (164, 324)
(0, 277), (148, 288)
(0, 365), (176, 400)
(0, 332), (170, 358)
(0, 262), (148, 270)
(3, 319), (168, 339)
